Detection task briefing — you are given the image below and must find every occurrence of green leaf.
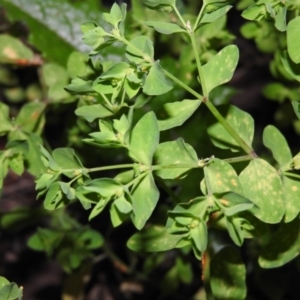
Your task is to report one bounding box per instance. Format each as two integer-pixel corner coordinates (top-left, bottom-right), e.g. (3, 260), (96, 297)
(200, 5), (232, 24)
(75, 104), (114, 122)
(143, 61), (173, 96)
(274, 4), (286, 32)
(259, 218), (300, 268)
(8, 151), (24, 176)
(0, 277), (9, 288)
(114, 196), (132, 214)
(65, 78), (94, 94)
(52, 148), (83, 178)
(287, 16), (300, 64)
(127, 225), (182, 252)
(78, 228), (104, 249)
(14, 102), (46, 134)
(144, 21), (186, 34)
(214, 192), (254, 216)
(0, 102), (13, 135)
(263, 125), (292, 168)
(154, 138), (198, 179)
(281, 51), (300, 82)
(44, 182), (69, 210)
(203, 159), (244, 194)
(226, 216), (244, 246)
(239, 159), (285, 223)
(210, 246), (247, 299)
(282, 175), (300, 222)
(102, 3), (126, 28)
(291, 101), (300, 119)
(131, 173), (159, 230)
(0, 282), (21, 300)
(129, 111), (159, 165)
(0, 34), (34, 64)
(207, 105), (254, 151)
(241, 4), (266, 21)
(190, 219), (207, 253)
(126, 36), (154, 64)
(110, 203), (127, 227)
(157, 99), (201, 131)
(202, 45), (239, 94)
(141, 0), (175, 11)
(25, 134), (47, 176)
(1, 0), (106, 65)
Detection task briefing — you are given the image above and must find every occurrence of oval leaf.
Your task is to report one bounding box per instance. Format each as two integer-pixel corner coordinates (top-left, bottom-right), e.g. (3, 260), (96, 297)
(157, 99), (201, 131)
(129, 111), (159, 165)
(287, 17), (300, 64)
(239, 159), (285, 223)
(131, 173), (159, 230)
(202, 45), (239, 94)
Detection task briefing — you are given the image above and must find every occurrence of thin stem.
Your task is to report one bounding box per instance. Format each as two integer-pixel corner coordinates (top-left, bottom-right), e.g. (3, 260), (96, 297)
(172, 5), (187, 28)
(85, 164), (134, 173)
(100, 93), (111, 107)
(190, 32), (207, 96)
(164, 69), (204, 100)
(205, 99), (256, 156)
(283, 172), (300, 179)
(152, 163), (199, 170)
(222, 154), (254, 164)
(193, 3), (206, 31)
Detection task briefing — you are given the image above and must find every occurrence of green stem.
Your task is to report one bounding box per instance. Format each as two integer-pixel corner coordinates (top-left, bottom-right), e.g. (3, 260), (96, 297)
(100, 93), (111, 108)
(222, 154), (254, 164)
(152, 163), (199, 170)
(193, 3), (206, 31)
(172, 4), (187, 28)
(190, 32), (207, 96)
(164, 69), (204, 100)
(205, 99), (256, 156)
(85, 164), (134, 173)
(283, 172), (300, 179)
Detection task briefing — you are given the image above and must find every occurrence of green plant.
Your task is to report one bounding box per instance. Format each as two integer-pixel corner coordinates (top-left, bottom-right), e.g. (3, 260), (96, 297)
(0, 276), (22, 300)
(0, 0), (300, 299)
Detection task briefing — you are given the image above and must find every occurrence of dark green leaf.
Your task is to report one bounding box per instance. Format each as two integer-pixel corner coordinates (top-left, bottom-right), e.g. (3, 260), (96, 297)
(127, 226), (182, 252)
(259, 218), (300, 268)
(210, 246), (247, 299)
